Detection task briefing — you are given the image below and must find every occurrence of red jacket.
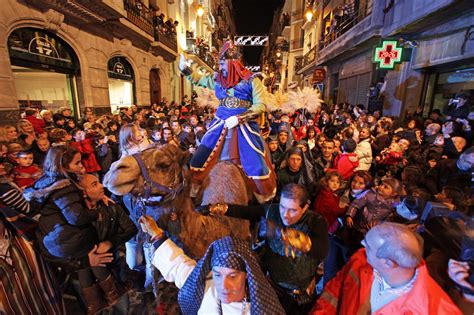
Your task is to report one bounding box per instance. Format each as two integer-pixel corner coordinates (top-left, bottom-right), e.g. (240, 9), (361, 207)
(332, 152), (359, 180)
(13, 164), (43, 188)
(311, 249), (462, 315)
(377, 151), (403, 166)
(24, 115), (46, 134)
(70, 138), (101, 173)
(313, 187), (345, 233)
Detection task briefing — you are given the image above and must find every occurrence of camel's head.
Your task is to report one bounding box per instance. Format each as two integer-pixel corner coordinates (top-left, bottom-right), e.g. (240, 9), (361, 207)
(103, 144), (189, 197)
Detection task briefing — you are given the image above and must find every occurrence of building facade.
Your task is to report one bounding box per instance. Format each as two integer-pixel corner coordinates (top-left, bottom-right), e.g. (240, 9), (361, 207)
(270, 0), (474, 118)
(1, 0), (187, 122)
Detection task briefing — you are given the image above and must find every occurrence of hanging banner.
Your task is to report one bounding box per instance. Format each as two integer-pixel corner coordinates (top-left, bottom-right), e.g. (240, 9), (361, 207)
(246, 66), (261, 71)
(234, 36), (269, 46)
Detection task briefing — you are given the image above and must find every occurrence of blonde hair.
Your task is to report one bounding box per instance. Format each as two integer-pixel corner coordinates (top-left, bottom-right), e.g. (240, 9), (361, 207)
(0, 125), (17, 142)
(17, 119), (34, 134)
(119, 123), (143, 154)
(389, 142), (402, 152)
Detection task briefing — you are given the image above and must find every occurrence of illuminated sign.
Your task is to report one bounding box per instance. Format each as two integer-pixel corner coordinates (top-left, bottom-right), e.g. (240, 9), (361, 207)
(246, 66), (261, 71)
(234, 36), (269, 46)
(374, 40), (403, 69)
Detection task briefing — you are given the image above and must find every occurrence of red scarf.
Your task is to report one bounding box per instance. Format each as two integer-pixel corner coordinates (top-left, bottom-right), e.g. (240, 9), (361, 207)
(216, 59), (253, 89)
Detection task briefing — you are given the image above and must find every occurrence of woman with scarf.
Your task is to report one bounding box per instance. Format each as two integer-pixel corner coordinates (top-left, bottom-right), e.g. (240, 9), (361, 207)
(179, 40), (276, 203)
(139, 215), (285, 314)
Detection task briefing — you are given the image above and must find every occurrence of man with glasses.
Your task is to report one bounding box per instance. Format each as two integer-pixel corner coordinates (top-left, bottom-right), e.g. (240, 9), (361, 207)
(311, 222), (461, 314)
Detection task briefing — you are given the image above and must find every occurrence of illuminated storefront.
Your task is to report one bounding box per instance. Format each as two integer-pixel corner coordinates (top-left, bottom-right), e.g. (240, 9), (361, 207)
(8, 27), (80, 117)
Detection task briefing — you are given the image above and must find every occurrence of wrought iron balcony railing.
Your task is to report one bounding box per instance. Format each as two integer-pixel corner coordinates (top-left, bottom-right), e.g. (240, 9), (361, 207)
(186, 38), (217, 70)
(154, 28), (178, 52)
(123, 0), (154, 36)
(320, 2), (373, 50)
(296, 45), (317, 72)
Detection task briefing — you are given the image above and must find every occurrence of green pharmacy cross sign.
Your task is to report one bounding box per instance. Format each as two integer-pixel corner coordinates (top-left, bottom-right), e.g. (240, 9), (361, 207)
(374, 41), (403, 69)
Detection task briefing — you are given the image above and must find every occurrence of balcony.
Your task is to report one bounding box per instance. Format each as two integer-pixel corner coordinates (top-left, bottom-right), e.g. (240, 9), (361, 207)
(294, 56), (303, 73)
(291, 38), (304, 50)
(185, 38), (217, 72)
(123, 0), (154, 36)
(319, 2), (373, 50)
(154, 28), (178, 52)
(316, 1), (383, 66)
(296, 45), (317, 74)
(291, 8), (304, 21)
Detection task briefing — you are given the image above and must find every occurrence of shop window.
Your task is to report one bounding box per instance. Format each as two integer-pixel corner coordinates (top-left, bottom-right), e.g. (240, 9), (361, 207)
(107, 57), (136, 113)
(8, 27), (80, 116)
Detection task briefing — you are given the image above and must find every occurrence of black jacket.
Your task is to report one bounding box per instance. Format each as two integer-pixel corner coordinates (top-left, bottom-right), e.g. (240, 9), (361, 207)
(26, 173), (98, 264)
(93, 201), (137, 248)
(225, 204), (328, 290)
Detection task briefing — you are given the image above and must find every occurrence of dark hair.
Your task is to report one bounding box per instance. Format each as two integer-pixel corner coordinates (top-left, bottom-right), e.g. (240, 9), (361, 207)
(70, 128), (82, 137)
(43, 145), (80, 178)
(281, 183), (309, 208)
(442, 186), (464, 210)
(342, 139), (357, 153)
(286, 147), (304, 160)
(320, 170), (342, 188)
(350, 170), (373, 188)
(53, 113), (65, 122)
(107, 121), (117, 128)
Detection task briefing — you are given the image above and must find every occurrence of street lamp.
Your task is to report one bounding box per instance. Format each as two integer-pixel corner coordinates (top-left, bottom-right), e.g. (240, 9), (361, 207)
(276, 51), (282, 58)
(196, 4), (204, 17)
(305, 8), (313, 22)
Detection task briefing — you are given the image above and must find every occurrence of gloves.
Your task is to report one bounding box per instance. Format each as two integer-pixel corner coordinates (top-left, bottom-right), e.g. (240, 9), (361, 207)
(224, 116), (239, 129)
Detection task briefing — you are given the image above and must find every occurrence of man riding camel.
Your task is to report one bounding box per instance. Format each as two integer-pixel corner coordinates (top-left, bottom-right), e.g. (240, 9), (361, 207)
(179, 40), (276, 203)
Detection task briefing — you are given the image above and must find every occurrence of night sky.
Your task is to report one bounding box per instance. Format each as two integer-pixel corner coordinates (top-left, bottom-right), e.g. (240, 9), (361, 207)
(232, 0), (285, 66)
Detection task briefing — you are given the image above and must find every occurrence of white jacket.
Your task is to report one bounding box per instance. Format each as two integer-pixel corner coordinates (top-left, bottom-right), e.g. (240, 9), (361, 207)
(153, 239), (251, 314)
(355, 138), (372, 171)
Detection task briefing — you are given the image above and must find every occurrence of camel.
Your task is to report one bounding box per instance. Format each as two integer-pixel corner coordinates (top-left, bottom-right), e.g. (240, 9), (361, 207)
(103, 144), (251, 259)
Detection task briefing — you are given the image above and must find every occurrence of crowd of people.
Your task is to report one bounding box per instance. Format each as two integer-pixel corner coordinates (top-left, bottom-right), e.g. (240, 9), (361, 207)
(0, 90), (472, 313)
(0, 37), (473, 314)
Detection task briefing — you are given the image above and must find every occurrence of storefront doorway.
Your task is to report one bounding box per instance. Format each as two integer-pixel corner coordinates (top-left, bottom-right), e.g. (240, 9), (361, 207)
(422, 67), (474, 116)
(108, 57), (135, 113)
(149, 68), (161, 105)
(8, 27), (80, 118)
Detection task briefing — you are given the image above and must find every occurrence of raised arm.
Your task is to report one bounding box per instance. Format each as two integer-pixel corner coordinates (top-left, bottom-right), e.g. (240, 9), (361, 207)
(179, 54), (215, 90)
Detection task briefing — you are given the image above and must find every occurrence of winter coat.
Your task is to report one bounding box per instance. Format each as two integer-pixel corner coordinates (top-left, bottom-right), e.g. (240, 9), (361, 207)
(313, 187), (346, 233)
(376, 150), (403, 166)
(12, 164), (43, 188)
(25, 173), (98, 263)
(94, 143), (113, 174)
(264, 205), (329, 291)
(346, 189), (399, 234)
(92, 201), (137, 248)
(425, 159), (472, 194)
(24, 115), (46, 134)
(311, 249), (462, 315)
(354, 138), (372, 171)
(332, 152), (359, 180)
(70, 138), (101, 173)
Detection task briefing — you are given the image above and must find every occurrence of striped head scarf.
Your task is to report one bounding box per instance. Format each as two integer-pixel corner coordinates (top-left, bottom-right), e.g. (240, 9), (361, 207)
(178, 236), (285, 315)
